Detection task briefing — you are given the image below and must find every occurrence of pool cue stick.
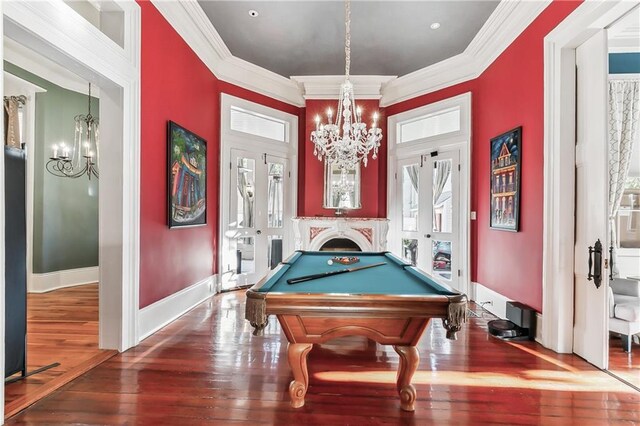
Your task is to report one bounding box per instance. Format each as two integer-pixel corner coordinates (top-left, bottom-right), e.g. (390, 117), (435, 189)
(286, 262), (387, 285)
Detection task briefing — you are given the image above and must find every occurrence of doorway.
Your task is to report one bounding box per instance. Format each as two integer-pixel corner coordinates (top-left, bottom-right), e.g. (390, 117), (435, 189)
(542, 0), (639, 386)
(1, 1), (141, 419)
(387, 93), (471, 294)
(219, 94), (298, 290)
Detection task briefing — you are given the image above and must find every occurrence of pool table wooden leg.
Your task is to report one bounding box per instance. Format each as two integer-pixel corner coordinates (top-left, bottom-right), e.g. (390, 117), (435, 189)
(394, 345), (419, 411)
(287, 342), (313, 408)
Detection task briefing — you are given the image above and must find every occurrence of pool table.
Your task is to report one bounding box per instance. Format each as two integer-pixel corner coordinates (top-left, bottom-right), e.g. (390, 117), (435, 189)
(245, 251), (467, 411)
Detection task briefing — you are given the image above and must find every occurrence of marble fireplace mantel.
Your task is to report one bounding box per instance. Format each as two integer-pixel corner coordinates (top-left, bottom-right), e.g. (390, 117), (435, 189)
(292, 217), (390, 252)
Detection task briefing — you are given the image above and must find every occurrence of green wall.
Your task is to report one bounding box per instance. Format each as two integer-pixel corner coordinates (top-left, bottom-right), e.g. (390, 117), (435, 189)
(5, 62), (99, 273)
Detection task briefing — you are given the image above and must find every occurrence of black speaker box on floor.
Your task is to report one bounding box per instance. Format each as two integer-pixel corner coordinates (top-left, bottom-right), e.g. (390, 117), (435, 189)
(488, 301), (536, 341)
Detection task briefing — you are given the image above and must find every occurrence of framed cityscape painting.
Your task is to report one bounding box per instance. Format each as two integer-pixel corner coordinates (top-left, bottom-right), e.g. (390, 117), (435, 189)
(489, 127), (521, 232)
(167, 121), (207, 228)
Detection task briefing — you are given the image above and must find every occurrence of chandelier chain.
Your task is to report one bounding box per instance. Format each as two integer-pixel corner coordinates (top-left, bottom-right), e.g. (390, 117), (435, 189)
(344, 0), (350, 79)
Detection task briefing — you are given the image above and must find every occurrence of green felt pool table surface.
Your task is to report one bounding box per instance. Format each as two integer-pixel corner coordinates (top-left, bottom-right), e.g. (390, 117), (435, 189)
(257, 251), (455, 296)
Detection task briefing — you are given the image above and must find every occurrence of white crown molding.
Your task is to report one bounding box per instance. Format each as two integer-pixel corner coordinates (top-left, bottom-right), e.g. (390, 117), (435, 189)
(152, 0), (550, 108)
(291, 75), (397, 100)
(150, 0), (304, 107)
(3, 37), (100, 96)
(380, 0), (551, 106)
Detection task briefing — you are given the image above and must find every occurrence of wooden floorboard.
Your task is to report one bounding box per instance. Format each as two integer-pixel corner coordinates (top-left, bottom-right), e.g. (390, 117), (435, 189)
(6, 292), (640, 425)
(608, 334), (639, 389)
(4, 284), (113, 419)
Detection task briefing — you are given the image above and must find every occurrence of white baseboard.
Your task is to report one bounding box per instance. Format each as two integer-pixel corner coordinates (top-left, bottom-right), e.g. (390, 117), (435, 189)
(470, 281), (511, 319)
(535, 312), (543, 344)
(138, 275), (217, 341)
(471, 281), (543, 343)
(29, 266), (99, 293)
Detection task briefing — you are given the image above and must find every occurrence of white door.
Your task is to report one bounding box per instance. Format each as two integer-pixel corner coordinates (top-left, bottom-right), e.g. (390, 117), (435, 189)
(573, 30), (609, 369)
(396, 150), (461, 290)
(225, 149), (290, 287)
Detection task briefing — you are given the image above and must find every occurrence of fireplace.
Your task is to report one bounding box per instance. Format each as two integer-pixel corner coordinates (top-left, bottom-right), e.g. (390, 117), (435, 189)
(319, 238), (362, 252)
(292, 217), (389, 252)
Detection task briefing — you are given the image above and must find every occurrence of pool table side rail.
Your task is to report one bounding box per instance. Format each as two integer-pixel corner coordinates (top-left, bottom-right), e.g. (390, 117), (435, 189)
(245, 288), (467, 339)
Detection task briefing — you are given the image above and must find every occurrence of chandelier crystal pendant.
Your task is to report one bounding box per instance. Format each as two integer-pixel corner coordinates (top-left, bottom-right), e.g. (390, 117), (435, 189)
(46, 83), (99, 180)
(310, 0), (382, 172)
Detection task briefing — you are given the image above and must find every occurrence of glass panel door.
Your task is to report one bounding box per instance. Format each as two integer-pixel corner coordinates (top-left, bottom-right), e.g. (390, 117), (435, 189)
(398, 158), (421, 266)
(224, 149), (289, 289)
(426, 151), (460, 288)
(395, 151), (461, 290)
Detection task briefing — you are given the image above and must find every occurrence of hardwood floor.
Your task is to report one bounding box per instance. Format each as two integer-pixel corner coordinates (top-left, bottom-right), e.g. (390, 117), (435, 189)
(608, 334), (639, 389)
(4, 284), (116, 419)
(6, 291), (640, 425)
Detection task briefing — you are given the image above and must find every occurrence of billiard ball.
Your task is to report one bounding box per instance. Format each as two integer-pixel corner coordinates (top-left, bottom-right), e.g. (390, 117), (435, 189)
(327, 259), (333, 265)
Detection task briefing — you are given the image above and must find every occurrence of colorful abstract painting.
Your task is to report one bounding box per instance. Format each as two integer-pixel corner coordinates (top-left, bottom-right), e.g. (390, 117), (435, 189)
(168, 121), (206, 228)
(490, 127), (521, 231)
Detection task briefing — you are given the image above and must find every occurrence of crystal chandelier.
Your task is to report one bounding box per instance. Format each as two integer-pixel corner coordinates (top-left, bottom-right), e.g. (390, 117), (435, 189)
(310, 0), (382, 172)
(46, 83), (99, 180)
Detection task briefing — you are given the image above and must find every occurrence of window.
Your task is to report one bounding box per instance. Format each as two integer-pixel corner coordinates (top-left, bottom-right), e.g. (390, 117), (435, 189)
(230, 106), (287, 142)
(399, 107), (460, 143)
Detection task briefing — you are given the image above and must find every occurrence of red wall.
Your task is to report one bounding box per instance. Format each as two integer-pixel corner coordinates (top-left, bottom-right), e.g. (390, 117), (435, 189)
(139, 3), (302, 308)
(301, 99), (387, 218)
(139, 1), (219, 308)
(386, 0), (581, 312)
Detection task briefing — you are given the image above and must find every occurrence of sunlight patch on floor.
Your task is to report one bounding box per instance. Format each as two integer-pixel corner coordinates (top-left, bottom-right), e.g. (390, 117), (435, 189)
(313, 369), (636, 393)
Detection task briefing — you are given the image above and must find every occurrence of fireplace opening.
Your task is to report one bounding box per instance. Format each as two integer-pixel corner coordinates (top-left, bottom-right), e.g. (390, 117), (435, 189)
(319, 238), (362, 252)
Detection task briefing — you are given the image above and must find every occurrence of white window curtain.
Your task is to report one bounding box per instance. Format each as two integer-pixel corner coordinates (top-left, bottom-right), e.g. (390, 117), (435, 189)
(609, 79), (640, 276)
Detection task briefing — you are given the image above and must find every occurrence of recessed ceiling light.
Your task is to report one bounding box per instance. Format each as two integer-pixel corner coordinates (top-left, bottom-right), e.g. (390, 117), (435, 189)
(430, 22), (441, 30)
(248, 10), (259, 18)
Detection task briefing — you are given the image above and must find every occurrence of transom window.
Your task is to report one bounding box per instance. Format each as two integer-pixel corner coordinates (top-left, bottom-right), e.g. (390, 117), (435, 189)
(230, 106), (287, 142)
(398, 106), (460, 143)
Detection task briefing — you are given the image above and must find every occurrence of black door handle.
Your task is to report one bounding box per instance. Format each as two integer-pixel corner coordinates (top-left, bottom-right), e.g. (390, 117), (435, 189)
(609, 245), (614, 281)
(587, 239), (603, 288)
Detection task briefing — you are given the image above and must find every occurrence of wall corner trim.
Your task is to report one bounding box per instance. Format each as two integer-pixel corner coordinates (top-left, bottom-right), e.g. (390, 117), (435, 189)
(30, 266), (99, 293)
(138, 275), (216, 341)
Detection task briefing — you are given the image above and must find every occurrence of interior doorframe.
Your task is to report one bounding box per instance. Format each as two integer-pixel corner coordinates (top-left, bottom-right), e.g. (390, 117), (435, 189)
(542, 0), (637, 353)
(219, 94), (299, 289)
(387, 92), (471, 295)
(0, 2), (141, 417)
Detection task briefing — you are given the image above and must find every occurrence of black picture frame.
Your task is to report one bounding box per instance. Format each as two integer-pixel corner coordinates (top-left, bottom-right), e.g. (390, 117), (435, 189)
(167, 121), (207, 228)
(489, 126), (521, 232)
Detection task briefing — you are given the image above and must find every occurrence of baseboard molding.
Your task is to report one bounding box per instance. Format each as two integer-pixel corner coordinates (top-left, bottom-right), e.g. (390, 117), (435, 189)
(29, 266), (99, 293)
(470, 281), (511, 319)
(138, 275), (217, 341)
(471, 281), (543, 343)
(535, 312), (543, 344)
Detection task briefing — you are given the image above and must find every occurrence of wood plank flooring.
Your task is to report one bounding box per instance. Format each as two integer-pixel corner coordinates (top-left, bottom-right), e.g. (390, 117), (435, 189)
(4, 284), (116, 419)
(608, 334), (639, 389)
(6, 291), (640, 424)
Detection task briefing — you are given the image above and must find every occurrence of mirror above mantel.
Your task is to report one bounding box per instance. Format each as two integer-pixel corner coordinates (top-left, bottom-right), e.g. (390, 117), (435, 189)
(323, 162), (361, 214)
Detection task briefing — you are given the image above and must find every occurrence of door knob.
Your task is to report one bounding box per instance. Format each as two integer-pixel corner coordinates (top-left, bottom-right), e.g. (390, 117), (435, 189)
(257, 230), (262, 235)
(424, 234), (431, 238)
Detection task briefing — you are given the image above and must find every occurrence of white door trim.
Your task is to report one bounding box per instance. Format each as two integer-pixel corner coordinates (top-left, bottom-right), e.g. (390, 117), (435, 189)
(1, 0), (140, 363)
(387, 92), (471, 295)
(219, 94), (298, 287)
(542, 0), (637, 353)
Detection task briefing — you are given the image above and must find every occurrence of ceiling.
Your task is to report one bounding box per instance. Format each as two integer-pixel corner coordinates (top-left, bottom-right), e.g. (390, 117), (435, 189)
(198, 1), (500, 78)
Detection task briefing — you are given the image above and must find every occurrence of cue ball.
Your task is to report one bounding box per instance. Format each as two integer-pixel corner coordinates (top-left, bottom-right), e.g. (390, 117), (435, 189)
(327, 259), (333, 265)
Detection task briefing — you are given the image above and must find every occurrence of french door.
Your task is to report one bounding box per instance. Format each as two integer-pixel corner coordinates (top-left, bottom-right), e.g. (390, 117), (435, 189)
(573, 30), (609, 369)
(223, 148), (291, 288)
(396, 150), (461, 290)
